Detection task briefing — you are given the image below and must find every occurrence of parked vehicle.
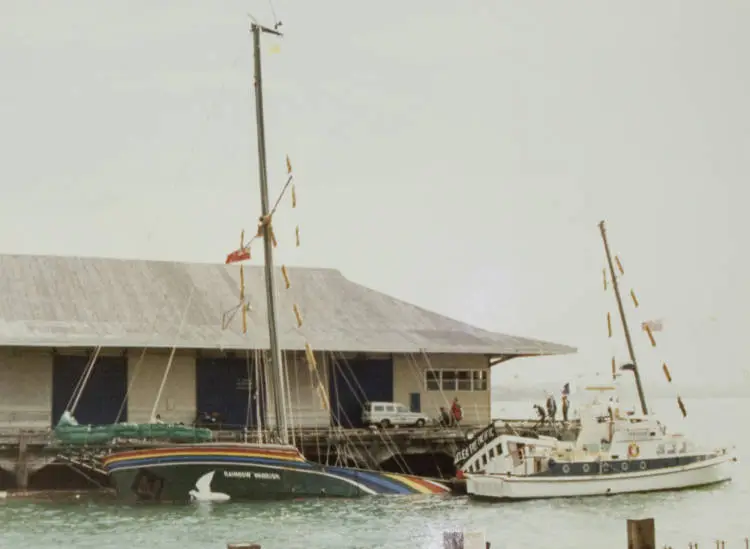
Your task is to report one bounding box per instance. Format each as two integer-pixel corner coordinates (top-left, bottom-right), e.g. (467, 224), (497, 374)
(362, 401), (430, 428)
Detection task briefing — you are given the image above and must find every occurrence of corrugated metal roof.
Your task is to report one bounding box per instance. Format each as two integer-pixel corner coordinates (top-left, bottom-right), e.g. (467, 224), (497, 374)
(0, 254), (576, 357)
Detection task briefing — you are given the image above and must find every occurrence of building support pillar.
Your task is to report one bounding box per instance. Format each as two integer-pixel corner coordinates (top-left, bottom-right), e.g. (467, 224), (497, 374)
(14, 433), (29, 490)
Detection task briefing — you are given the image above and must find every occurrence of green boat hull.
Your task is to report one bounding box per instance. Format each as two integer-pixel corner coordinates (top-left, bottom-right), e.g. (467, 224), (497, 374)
(103, 443), (451, 503)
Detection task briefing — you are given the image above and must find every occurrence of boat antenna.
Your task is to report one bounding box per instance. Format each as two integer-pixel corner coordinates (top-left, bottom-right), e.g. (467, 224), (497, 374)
(598, 220), (649, 416)
(250, 20), (288, 445)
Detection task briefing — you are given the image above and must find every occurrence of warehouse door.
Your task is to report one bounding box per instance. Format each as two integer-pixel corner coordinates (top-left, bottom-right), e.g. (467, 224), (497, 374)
(51, 354), (128, 426)
(329, 356), (393, 428)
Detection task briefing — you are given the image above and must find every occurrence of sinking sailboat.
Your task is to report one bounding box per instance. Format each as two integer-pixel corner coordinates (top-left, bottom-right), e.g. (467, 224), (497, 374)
(463, 221), (736, 501)
(100, 20), (450, 502)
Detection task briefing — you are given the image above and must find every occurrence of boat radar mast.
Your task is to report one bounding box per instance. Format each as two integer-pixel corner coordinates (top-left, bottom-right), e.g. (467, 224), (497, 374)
(598, 220), (648, 416)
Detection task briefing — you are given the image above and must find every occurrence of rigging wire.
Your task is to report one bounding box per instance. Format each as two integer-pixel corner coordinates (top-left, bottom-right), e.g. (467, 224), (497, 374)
(330, 352), (413, 474)
(266, 0), (281, 30)
(149, 286), (197, 421)
(68, 346), (102, 416)
(115, 307), (172, 423)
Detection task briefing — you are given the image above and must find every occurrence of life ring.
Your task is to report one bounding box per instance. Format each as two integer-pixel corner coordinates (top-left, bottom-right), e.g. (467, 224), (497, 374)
(628, 443), (640, 459)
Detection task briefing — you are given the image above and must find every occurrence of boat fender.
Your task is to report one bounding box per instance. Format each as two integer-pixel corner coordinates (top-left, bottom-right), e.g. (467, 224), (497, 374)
(627, 443), (640, 459)
(639, 461), (647, 470)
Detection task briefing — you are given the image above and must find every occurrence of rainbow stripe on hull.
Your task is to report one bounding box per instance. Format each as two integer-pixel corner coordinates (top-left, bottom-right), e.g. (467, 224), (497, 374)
(102, 443), (450, 502)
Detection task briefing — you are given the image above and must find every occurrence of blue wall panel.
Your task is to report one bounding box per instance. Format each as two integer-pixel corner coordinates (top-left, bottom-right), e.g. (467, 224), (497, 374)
(51, 355), (128, 426)
(329, 356), (394, 428)
(195, 357), (262, 430)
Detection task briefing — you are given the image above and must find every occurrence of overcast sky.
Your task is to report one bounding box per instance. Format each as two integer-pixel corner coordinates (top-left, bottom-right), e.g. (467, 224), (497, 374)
(2, 1), (748, 399)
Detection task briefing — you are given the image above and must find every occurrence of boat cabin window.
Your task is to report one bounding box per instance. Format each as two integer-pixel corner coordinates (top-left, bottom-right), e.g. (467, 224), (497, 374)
(496, 443), (503, 455)
(488, 448), (495, 459)
(507, 442), (524, 466)
(482, 454), (488, 466)
(373, 405), (385, 412)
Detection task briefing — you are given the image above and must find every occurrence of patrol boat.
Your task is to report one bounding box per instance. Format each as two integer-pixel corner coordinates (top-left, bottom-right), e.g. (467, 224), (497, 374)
(464, 221), (736, 501)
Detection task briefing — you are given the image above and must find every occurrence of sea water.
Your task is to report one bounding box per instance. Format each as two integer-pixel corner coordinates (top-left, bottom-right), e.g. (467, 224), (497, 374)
(0, 398), (746, 549)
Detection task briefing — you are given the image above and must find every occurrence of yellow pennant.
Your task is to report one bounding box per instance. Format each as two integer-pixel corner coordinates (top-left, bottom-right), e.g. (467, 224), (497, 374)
(630, 289), (639, 308)
(293, 304), (303, 327)
(281, 265), (291, 289)
(615, 256), (624, 275)
(662, 362), (672, 383)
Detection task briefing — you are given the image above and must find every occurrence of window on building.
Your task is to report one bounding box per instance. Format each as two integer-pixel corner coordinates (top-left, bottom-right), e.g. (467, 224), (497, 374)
(424, 369), (490, 392)
(457, 370), (472, 391)
(426, 371), (440, 391)
(472, 370), (488, 391)
(441, 370), (457, 391)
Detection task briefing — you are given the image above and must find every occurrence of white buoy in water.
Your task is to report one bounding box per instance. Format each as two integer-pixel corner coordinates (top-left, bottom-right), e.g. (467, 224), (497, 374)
(0, 491), (8, 499)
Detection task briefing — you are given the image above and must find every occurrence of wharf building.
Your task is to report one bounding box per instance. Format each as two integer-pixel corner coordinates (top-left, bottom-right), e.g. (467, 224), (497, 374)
(0, 253), (575, 488)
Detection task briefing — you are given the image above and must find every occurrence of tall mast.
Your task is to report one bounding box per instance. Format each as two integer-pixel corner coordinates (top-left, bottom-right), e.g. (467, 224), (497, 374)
(251, 21), (289, 444)
(598, 220), (648, 416)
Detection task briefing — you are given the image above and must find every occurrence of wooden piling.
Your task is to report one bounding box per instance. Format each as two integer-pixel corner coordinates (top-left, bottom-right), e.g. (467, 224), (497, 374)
(627, 518), (655, 549)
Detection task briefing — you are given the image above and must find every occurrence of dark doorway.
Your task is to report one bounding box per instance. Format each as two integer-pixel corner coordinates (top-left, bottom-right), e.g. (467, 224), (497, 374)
(195, 355), (261, 430)
(409, 392), (421, 413)
(329, 355), (394, 428)
(51, 354), (128, 426)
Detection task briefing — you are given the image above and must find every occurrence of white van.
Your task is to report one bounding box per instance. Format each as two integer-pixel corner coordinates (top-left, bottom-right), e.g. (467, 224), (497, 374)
(361, 401), (431, 428)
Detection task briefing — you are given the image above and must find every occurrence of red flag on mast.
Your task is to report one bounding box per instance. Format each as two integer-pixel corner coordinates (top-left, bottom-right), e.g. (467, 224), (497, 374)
(225, 248), (251, 264)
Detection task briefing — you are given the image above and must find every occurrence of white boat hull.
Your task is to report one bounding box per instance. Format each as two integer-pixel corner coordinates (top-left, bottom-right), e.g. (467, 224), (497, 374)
(467, 454), (734, 501)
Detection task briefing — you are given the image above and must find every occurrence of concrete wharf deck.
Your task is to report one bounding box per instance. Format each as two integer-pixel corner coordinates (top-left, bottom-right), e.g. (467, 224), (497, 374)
(0, 419), (580, 490)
